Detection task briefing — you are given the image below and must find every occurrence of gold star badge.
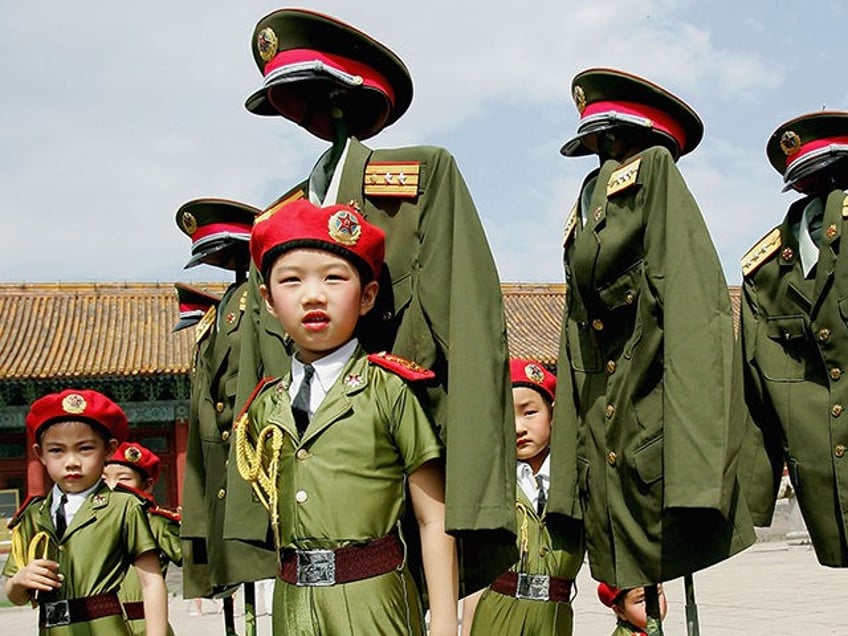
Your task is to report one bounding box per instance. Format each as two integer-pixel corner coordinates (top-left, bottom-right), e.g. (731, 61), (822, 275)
(573, 85), (586, 114)
(780, 131), (801, 156)
(328, 210), (361, 246)
(257, 27), (279, 63)
(181, 211), (198, 235)
(524, 363), (545, 384)
(124, 446), (142, 463)
(62, 393), (87, 415)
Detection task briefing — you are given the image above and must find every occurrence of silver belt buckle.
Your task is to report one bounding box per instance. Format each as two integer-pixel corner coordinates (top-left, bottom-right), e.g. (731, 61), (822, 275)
(515, 573), (550, 601)
(296, 549), (336, 586)
(43, 599), (71, 627)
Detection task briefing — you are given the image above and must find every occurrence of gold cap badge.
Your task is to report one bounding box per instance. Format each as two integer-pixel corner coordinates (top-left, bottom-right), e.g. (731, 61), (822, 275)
(257, 27), (279, 63)
(328, 210), (361, 246)
(61, 393), (87, 415)
(124, 446), (142, 463)
(780, 130), (801, 156)
(573, 85), (586, 114)
(524, 363), (545, 384)
(181, 211), (198, 235)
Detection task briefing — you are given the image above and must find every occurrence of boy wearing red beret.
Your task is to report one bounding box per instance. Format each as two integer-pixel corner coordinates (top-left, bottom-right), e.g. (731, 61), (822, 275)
(462, 359), (584, 635)
(236, 199), (458, 635)
(597, 582), (668, 635)
(104, 442), (181, 636)
(3, 389), (168, 635)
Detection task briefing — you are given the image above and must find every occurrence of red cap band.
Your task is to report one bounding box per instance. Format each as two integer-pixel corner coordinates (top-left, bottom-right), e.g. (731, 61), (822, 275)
(786, 135), (848, 168)
(264, 48), (396, 107)
(191, 221), (252, 245)
(582, 100), (687, 152)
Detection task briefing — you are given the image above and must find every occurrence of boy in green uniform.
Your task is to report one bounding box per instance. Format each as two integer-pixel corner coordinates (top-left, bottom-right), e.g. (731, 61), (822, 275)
(3, 389), (168, 635)
(235, 198), (459, 635)
(103, 441), (181, 636)
(463, 359), (584, 635)
(597, 582), (668, 636)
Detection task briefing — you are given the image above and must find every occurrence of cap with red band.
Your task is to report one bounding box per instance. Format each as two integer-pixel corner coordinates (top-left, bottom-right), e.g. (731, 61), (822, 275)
(510, 358), (556, 403)
(26, 389), (129, 443)
(251, 198), (385, 281)
(766, 111), (848, 187)
(176, 198), (259, 270)
(107, 442), (161, 483)
(561, 67), (703, 159)
(245, 8), (413, 141)
(173, 283), (220, 332)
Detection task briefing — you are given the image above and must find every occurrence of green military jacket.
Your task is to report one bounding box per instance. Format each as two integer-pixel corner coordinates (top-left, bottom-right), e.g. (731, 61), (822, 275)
(4, 481), (157, 636)
(470, 485), (584, 636)
(741, 188), (848, 566)
(180, 280), (276, 597)
(550, 146), (755, 588)
(227, 137), (517, 592)
(240, 346), (442, 635)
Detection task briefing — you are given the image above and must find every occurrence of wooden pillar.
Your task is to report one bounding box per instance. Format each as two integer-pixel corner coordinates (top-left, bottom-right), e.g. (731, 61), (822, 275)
(174, 415), (188, 506)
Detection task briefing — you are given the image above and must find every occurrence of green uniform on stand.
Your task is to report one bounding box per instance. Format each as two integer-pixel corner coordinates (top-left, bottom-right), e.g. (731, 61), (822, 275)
(237, 345), (443, 635)
(3, 481), (157, 636)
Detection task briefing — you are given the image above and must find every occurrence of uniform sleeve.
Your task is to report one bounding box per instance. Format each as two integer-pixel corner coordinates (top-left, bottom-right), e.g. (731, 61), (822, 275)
(386, 379), (444, 475)
(124, 499), (158, 561)
(640, 148), (741, 513)
(153, 515), (183, 567)
(180, 339), (209, 539)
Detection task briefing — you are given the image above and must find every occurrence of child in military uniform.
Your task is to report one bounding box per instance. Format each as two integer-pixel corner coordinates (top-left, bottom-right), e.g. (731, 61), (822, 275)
(597, 582), (668, 636)
(103, 441), (181, 636)
(235, 199), (458, 635)
(3, 389), (168, 635)
(462, 359), (584, 635)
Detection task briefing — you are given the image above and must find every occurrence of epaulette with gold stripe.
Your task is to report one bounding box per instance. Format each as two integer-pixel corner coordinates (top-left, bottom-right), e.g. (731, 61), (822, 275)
(562, 201), (578, 247)
(368, 351), (435, 381)
(741, 228), (781, 278)
(607, 157), (642, 197)
(364, 162), (420, 197)
(239, 289), (248, 312)
(842, 194), (848, 218)
(8, 494), (44, 529)
(150, 506), (180, 523)
(195, 306), (216, 343)
(255, 188), (306, 226)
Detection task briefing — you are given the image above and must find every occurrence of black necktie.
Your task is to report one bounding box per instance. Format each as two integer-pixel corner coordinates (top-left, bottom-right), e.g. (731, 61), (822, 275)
(292, 364), (315, 435)
(535, 475), (546, 517)
(55, 493), (68, 539)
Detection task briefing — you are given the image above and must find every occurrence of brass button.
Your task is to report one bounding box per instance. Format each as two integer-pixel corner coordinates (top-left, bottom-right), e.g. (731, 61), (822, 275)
(295, 490), (308, 503)
(625, 291), (635, 305)
(607, 451), (617, 466)
(819, 328), (832, 342)
(221, 430), (230, 442)
(831, 368), (842, 381)
(833, 404), (844, 418)
(224, 459), (229, 468)
(215, 402), (225, 413)
(606, 360), (617, 374)
(296, 449), (309, 460)
(835, 444), (846, 458)
(217, 489), (226, 500)
(605, 404), (615, 419)
(592, 319), (604, 331)
(58, 545), (64, 551)
(539, 547), (549, 557)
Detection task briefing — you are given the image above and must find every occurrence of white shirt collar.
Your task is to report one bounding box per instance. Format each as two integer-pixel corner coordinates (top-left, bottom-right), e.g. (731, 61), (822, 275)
(308, 138), (351, 207)
(516, 454), (551, 510)
(291, 338), (359, 415)
(799, 196), (824, 278)
(51, 480), (100, 527)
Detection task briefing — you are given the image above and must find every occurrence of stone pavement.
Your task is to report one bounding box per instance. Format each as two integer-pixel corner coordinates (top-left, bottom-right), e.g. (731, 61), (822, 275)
(1, 539), (846, 635)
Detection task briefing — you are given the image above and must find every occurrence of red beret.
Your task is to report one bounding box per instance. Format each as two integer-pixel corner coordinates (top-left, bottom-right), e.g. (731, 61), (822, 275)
(597, 582), (625, 607)
(510, 358), (557, 403)
(107, 442), (161, 483)
(251, 199), (385, 280)
(26, 389), (129, 443)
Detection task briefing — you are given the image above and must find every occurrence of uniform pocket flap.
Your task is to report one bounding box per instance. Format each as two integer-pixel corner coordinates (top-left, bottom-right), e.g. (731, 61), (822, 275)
(633, 436), (663, 485)
(765, 315), (808, 342)
(597, 260), (643, 311)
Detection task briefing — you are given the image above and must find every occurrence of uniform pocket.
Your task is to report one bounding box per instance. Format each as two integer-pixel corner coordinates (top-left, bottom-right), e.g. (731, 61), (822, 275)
(597, 259), (643, 311)
(757, 315), (814, 382)
(632, 435), (663, 486)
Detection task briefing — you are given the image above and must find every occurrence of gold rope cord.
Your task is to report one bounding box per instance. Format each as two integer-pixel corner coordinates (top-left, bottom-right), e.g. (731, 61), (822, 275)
(11, 528), (50, 570)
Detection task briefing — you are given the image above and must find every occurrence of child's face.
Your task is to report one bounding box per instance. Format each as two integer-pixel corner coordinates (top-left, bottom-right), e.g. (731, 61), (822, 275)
(103, 464), (151, 492)
(34, 421), (117, 494)
(614, 584), (668, 628)
(513, 386), (552, 472)
(261, 248), (378, 363)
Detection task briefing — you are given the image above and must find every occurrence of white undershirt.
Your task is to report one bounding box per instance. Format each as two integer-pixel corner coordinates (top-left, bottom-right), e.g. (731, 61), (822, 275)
(289, 338), (359, 418)
(516, 454), (550, 512)
(51, 481), (99, 528)
(799, 196), (824, 278)
(308, 138), (352, 207)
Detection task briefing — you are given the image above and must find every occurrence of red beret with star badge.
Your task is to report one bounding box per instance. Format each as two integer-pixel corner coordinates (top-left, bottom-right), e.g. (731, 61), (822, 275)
(107, 441), (161, 483)
(26, 389), (129, 443)
(251, 199), (385, 281)
(766, 111), (848, 191)
(245, 8), (413, 141)
(597, 582), (626, 607)
(510, 358), (557, 403)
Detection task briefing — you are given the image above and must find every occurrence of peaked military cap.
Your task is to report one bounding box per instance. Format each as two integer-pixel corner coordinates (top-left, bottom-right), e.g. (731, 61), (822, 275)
(176, 198), (258, 270)
(173, 283), (220, 332)
(244, 8), (413, 141)
(107, 441), (161, 483)
(26, 389), (129, 443)
(561, 68), (703, 159)
(767, 111), (848, 190)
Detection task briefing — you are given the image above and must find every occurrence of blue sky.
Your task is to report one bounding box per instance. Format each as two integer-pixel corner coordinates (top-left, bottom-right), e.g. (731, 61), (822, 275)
(2, 1), (847, 286)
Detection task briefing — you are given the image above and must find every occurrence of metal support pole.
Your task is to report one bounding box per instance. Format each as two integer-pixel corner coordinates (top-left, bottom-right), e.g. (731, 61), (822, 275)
(223, 594), (238, 636)
(644, 584), (664, 636)
(684, 573), (701, 636)
(244, 582), (257, 636)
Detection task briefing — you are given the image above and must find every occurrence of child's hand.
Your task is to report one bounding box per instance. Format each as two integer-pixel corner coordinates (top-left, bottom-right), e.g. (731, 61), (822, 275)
(13, 559), (63, 593)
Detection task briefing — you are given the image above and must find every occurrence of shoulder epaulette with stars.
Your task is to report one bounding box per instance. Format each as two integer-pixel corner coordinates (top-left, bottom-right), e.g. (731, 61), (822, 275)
(150, 506), (180, 523)
(741, 228), (781, 278)
(563, 201), (578, 247)
(842, 194), (848, 219)
(239, 289), (248, 312)
(368, 351), (436, 381)
(195, 306), (216, 344)
(7, 494), (45, 529)
(607, 157), (642, 197)
(235, 377), (278, 423)
(364, 161), (420, 198)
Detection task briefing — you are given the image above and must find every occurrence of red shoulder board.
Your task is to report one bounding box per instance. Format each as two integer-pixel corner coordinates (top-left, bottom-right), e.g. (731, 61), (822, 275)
(114, 483), (155, 507)
(364, 162), (420, 198)
(150, 506), (180, 523)
(235, 377), (277, 422)
(368, 351), (435, 381)
(8, 494), (45, 529)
